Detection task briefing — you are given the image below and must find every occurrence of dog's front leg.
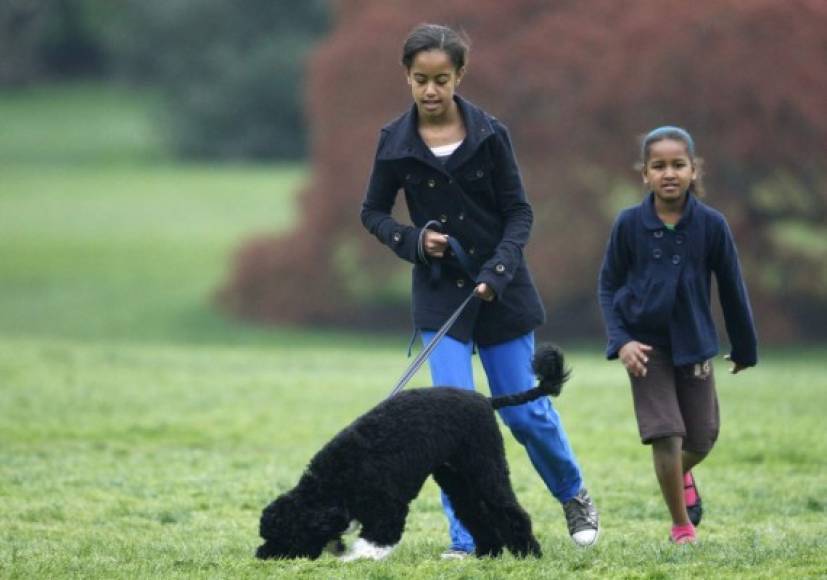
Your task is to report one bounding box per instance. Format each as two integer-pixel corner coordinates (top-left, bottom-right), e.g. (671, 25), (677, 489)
(324, 520), (361, 556)
(339, 537), (397, 562)
(324, 538), (346, 557)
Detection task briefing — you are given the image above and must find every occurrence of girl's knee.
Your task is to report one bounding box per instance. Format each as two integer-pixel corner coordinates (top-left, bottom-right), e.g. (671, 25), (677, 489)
(651, 435), (683, 454)
(498, 403), (557, 438)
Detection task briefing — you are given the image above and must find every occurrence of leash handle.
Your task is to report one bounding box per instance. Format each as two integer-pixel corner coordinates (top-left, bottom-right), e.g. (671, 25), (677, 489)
(445, 236), (478, 278)
(387, 291), (477, 399)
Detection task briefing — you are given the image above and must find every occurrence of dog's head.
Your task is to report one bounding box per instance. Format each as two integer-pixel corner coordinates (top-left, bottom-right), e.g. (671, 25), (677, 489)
(256, 488), (348, 560)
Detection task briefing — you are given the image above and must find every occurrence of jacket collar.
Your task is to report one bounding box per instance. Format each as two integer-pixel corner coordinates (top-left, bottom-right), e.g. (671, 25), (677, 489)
(376, 95), (496, 172)
(640, 191), (697, 230)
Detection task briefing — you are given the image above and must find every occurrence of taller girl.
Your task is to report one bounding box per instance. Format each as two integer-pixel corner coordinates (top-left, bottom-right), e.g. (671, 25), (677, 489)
(599, 126), (758, 544)
(361, 24), (599, 557)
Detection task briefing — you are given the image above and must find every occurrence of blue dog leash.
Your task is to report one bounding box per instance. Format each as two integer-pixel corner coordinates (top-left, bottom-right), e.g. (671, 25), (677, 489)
(388, 235), (480, 399)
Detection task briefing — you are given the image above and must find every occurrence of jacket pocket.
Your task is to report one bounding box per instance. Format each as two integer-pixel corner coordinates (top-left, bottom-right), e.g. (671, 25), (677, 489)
(463, 166), (493, 192)
(613, 280), (668, 329)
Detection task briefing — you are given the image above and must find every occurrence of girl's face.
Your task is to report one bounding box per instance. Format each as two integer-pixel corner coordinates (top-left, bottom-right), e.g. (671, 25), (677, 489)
(643, 139), (696, 204)
(406, 49), (464, 121)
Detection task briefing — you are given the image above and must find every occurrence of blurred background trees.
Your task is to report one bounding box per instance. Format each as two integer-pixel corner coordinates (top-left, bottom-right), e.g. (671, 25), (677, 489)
(3, 0), (825, 342)
(1, 0), (328, 159)
(218, 0), (827, 342)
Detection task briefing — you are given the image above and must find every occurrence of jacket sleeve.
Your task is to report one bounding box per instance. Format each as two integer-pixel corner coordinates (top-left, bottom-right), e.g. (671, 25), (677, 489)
(359, 131), (421, 264)
(598, 214), (634, 359)
(711, 216), (758, 367)
(475, 122), (533, 298)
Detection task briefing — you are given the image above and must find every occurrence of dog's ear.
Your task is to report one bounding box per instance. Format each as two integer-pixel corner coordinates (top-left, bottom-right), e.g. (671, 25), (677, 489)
(260, 496), (286, 538)
(310, 505), (349, 538)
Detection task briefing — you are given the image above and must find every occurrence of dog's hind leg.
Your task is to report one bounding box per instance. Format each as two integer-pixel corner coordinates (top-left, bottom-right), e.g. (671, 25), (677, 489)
(432, 464), (505, 557)
(470, 460), (541, 558)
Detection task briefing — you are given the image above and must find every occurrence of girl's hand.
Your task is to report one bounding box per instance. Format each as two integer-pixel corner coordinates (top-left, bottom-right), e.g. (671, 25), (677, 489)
(723, 354), (749, 374)
(423, 230), (449, 258)
(475, 283), (495, 302)
(619, 341), (653, 377)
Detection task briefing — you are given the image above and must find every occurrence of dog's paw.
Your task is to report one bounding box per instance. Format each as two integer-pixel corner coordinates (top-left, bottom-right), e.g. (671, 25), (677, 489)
(324, 538), (347, 557)
(339, 538), (396, 562)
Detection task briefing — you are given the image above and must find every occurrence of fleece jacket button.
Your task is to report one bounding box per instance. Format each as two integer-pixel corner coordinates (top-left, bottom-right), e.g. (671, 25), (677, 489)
(672, 254), (682, 265)
(392, 232), (401, 244)
(427, 178), (436, 188)
(456, 279), (466, 288)
(476, 169), (484, 178)
(653, 248), (663, 259)
(654, 230), (664, 238)
(439, 214), (448, 223)
(676, 235), (685, 244)
(495, 264), (506, 274)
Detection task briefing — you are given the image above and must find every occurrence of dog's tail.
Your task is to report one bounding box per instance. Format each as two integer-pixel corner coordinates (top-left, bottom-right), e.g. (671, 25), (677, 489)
(490, 344), (571, 410)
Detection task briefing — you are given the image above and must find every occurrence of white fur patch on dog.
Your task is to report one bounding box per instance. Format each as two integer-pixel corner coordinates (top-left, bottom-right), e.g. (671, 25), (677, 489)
(339, 538), (396, 562)
(343, 520), (361, 535)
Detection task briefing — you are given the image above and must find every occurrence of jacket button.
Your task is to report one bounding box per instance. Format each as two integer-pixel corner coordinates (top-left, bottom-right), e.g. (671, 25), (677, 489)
(653, 248), (663, 259)
(392, 232), (401, 244)
(676, 235), (685, 244)
(468, 247), (475, 255)
(654, 230), (664, 238)
(439, 214), (448, 223)
(456, 279), (466, 288)
(476, 169), (484, 178)
(405, 173), (412, 181)
(495, 264), (506, 274)
(458, 212), (465, 221)
(427, 178), (436, 188)
(672, 254), (681, 265)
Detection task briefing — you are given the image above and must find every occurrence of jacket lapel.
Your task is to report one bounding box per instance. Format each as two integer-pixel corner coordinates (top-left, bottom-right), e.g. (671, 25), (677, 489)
(376, 95), (495, 175)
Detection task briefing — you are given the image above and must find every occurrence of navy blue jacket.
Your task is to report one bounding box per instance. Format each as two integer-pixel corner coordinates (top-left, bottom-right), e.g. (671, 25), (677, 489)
(360, 96), (545, 346)
(598, 192), (758, 367)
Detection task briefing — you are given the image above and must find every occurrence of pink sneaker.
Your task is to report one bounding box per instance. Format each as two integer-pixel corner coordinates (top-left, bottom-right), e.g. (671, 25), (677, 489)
(670, 523), (697, 544)
(683, 471), (703, 526)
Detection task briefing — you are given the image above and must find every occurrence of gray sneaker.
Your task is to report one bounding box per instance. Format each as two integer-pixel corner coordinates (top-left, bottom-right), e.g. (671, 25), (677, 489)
(563, 487), (600, 547)
(440, 548), (472, 560)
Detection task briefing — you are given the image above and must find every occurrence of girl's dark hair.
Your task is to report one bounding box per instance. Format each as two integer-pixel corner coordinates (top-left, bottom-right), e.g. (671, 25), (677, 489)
(401, 23), (470, 71)
(640, 125), (705, 196)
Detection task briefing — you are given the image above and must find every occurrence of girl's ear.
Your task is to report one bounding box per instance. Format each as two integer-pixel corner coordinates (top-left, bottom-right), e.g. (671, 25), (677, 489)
(456, 66), (466, 86)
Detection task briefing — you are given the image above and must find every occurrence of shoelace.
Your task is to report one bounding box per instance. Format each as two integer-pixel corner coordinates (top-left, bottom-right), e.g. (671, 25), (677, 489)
(564, 493), (598, 533)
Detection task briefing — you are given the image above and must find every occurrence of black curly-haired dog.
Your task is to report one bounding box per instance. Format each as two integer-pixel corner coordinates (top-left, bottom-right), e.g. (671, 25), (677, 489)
(256, 344), (570, 561)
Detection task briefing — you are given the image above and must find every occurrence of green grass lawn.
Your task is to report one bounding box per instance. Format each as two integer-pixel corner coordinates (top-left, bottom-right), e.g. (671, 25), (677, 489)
(1, 84), (825, 578)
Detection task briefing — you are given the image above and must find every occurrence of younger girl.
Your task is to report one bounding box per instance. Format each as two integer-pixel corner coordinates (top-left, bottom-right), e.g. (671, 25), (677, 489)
(598, 126), (757, 544)
(361, 24), (599, 557)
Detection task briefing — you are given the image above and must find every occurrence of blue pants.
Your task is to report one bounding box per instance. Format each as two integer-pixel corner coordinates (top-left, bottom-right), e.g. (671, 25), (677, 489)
(422, 330), (583, 553)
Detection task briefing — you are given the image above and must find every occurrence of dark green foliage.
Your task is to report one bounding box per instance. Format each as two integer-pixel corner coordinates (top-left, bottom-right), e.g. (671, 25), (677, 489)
(107, 0), (329, 159)
(0, 0), (111, 84)
(1, 0), (329, 160)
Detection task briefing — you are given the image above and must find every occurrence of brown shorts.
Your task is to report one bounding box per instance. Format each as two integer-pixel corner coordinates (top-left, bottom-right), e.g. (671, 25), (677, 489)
(629, 347), (720, 454)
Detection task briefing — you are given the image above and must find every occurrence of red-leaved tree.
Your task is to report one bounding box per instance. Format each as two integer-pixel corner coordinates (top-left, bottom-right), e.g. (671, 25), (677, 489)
(219, 0), (827, 341)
